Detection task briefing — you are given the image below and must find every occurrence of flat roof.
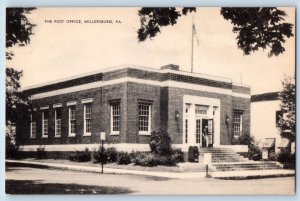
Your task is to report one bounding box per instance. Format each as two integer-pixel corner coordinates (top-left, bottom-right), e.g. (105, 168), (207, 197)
(251, 92), (280, 102)
(23, 65), (250, 92)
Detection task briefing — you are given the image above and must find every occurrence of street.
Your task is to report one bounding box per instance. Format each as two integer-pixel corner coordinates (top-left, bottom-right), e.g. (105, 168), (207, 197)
(5, 164), (295, 195)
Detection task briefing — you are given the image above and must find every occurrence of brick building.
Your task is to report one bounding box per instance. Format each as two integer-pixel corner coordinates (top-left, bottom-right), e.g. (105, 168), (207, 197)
(17, 64), (250, 153)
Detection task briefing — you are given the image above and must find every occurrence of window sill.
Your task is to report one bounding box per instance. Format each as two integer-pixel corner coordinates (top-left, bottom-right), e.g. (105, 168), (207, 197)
(83, 133), (92, 137)
(42, 136), (48, 138)
(138, 132), (151, 136)
(68, 134), (76, 137)
(54, 135), (61, 138)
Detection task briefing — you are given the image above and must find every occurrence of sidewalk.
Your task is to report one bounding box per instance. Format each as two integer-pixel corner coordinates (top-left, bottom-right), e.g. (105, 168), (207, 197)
(6, 159), (207, 179)
(6, 159), (295, 180)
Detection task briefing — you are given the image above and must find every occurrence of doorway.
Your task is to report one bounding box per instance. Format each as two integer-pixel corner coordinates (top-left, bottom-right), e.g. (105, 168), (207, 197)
(201, 119), (214, 147)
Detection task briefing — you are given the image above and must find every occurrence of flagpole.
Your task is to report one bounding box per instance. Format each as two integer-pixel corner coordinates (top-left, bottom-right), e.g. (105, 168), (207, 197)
(191, 17), (194, 73)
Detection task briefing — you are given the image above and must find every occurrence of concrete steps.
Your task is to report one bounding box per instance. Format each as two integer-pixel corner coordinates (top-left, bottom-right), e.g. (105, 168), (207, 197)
(199, 147), (283, 172)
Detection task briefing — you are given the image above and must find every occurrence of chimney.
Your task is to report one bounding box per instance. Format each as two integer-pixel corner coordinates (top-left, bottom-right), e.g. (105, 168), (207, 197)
(160, 64), (179, 71)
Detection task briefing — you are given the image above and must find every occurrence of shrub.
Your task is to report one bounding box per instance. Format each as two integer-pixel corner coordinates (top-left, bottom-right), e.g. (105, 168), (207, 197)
(37, 147), (46, 159)
(69, 148), (91, 162)
(268, 152), (277, 161)
(277, 150), (295, 164)
(134, 152), (177, 167)
(106, 147), (118, 163)
(117, 152), (131, 165)
(233, 134), (262, 161)
(91, 147), (107, 164)
(149, 130), (172, 156)
(6, 133), (19, 159)
(171, 149), (184, 163)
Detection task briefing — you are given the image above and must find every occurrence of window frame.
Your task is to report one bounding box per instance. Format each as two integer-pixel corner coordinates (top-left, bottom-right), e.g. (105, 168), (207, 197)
(30, 113), (36, 139)
(233, 111), (243, 137)
(138, 102), (152, 135)
(68, 106), (76, 137)
(42, 111), (49, 138)
(54, 108), (62, 137)
(83, 103), (92, 136)
(110, 102), (121, 135)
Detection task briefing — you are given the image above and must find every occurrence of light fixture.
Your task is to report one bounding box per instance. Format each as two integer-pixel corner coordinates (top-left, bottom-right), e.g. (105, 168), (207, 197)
(175, 111), (180, 120)
(225, 115), (230, 126)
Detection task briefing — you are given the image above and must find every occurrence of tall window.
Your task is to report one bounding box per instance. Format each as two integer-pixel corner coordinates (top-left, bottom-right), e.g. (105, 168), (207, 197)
(185, 119), (188, 143)
(111, 103), (120, 134)
(233, 111), (243, 137)
(84, 104), (92, 135)
(138, 103), (151, 134)
(42, 111), (49, 138)
(55, 108), (62, 137)
(69, 106), (76, 136)
(30, 113), (36, 138)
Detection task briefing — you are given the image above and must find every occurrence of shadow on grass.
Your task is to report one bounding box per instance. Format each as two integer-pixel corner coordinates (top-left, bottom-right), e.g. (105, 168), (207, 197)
(6, 180), (135, 194)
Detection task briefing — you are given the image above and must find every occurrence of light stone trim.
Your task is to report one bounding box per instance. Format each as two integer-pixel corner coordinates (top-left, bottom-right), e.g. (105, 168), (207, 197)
(40, 106), (49, 110)
(30, 77), (250, 100)
(81, 98), (93, 104)
(19, 143), (151, 152)
(53, 103), (62, 108)
(67, 101), (77, 106)
(23, 65), (235, 91)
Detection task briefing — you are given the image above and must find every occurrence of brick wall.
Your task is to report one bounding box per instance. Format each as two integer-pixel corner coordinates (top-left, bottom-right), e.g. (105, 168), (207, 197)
(19, 67), (251, 148)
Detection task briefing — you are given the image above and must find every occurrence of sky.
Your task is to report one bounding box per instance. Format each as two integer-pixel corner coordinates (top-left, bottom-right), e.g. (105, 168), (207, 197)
(6, 7), (295, 94)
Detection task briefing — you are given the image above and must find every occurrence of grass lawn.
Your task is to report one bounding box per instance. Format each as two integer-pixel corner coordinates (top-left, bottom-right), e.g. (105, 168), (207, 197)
(17, 158), (208, 172)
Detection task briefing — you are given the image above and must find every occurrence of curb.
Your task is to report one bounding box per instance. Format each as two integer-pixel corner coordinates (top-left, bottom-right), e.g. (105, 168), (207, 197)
(6, 160), (295, 180)
(6, 160), (207, 179)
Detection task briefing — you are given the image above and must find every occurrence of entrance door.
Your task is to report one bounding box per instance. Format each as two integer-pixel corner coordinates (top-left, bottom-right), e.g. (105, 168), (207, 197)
(202, 119), (214, 147)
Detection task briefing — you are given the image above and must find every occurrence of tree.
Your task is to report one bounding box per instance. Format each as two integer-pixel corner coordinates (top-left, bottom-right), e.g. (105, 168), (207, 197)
(278, 76), (295, 142)
(6, 8), (36, 59)
(6, 7), (35, 124)
(6, 68), (30, 125)
(137, 7), (294, 56)
(6, 8), (35, 153)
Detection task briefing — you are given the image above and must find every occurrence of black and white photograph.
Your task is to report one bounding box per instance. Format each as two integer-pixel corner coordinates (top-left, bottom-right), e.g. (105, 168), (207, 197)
(5, 7), (295, 195)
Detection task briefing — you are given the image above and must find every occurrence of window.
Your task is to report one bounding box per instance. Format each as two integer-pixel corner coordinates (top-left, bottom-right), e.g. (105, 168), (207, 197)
(195, 105), (209, 115)
(69, 106), (76, 136)
(111, 103), (120, 134)
(30, 113), (36, 138)
(138, 103), (151, 134)
(185, 119), (188, 143)
(42, 111), (49, 138)
(233, 111), (243, 137)
(84, 104), (92, 135)
(55, 108), (62, 137)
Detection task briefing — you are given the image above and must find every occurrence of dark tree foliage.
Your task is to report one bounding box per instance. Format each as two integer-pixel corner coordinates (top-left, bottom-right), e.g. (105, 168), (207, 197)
(6, 68), (30, 125)
(137, 7), (294, 56)
(220, 7), (294, 56)
(6, 7), (35, 124)
(138, 7), (196, 41)
(278, 76), (295, 142)
(6, 8), (36, 60)
(233, 134), (262, 161)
